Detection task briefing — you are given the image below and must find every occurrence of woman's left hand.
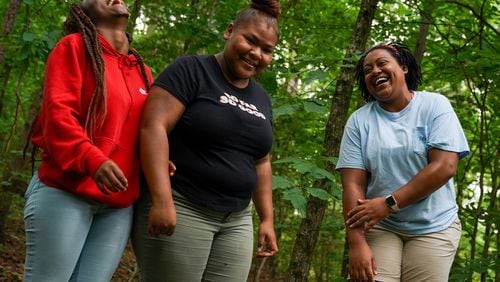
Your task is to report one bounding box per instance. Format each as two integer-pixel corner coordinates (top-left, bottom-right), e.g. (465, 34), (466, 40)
(256, 221), (278, 257)
(346, 197), (392, 232)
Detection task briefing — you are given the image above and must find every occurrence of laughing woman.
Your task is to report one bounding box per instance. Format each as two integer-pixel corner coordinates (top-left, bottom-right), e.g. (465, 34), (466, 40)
(132, 0), (280, 281)
(336, 43), (469, 282)
(23, 1), (152, 281)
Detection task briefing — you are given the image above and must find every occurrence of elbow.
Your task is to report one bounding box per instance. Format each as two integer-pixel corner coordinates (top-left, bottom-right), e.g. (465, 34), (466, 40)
(440, 160), (458, 180)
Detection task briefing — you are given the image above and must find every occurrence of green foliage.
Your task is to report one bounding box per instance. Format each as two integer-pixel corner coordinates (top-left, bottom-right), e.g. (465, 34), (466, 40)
(0, 0), (498, 280)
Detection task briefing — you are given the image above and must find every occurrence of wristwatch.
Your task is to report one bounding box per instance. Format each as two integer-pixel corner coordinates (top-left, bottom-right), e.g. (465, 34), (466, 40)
(385, 194), (400, 212)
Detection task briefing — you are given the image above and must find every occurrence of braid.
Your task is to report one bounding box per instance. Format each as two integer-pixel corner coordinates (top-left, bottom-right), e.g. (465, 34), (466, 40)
(129, 48), (151, 90)
(64, 4), (107, 140)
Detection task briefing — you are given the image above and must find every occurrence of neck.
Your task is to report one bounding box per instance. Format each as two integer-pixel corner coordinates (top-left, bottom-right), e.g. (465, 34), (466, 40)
(215, 52), (250, 88)
(378, 89), (413, 112)
(97, 27), (129, 54)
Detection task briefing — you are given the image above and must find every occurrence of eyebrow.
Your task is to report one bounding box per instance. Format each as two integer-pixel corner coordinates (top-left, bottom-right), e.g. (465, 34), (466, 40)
(246, 32), (276, 50)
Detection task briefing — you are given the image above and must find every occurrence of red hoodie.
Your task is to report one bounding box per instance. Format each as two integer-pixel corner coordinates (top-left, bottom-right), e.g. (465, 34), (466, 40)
(31, 33), (152, 208)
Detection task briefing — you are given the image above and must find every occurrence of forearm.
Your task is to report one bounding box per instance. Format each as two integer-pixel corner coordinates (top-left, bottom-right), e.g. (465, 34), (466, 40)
(341, 168), (369, 246)
(392, 149), (458, 209)
(139, 125), (174, 208)
(343, 190), (368, 246)
(253, 155), (274, 223)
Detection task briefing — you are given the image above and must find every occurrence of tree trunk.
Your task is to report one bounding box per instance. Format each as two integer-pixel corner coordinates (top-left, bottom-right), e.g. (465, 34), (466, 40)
(286, 1), (379, 281)
(0, 0), (22, 116)
(414, 0), (435, 65)
(126, 0), (142, 40)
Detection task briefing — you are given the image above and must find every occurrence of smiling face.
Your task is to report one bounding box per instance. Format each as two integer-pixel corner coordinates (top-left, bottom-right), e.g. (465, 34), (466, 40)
(81, 0), (129, 25)
(362, 48), (409, 104)
(218, 16), (278, 88)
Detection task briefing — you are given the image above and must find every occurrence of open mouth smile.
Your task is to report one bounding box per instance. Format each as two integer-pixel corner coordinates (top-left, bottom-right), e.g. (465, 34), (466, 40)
(374, 76), (389, 86)
(107, 0), (123, 6)
(241, 57), (258, 69)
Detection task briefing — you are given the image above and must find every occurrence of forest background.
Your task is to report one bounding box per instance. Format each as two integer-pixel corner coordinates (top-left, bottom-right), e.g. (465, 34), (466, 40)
(0, 0), (498, 281)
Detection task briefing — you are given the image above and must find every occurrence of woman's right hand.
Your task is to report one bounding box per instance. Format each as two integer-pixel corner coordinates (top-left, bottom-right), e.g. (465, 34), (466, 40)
(93, 160), (128, 194)
(348, 241), (377, 282)
(147, 203), (177, 237)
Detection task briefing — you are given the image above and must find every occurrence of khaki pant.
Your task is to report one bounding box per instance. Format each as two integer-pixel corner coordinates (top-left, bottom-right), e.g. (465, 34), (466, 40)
(132, 189), (254, 282)
(365, 219), (461, 282)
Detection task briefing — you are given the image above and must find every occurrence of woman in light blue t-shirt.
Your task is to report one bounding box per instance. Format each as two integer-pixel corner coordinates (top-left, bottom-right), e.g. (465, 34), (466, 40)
(336, 43), (469, 282)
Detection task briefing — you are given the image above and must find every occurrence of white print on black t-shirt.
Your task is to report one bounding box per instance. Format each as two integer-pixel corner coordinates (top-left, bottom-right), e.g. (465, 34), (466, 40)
(219, 92), (266, 120)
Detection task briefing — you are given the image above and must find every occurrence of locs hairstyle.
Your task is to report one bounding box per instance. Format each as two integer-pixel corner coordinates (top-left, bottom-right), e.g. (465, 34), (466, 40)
(355, 42), (423, 102)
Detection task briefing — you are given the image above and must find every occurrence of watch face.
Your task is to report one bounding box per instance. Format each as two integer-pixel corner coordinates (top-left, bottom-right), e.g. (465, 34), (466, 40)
(386, 195), (396, 206)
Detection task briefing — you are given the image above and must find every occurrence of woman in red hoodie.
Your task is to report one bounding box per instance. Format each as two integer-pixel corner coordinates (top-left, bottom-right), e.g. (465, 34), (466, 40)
(23, 0), (152, 281)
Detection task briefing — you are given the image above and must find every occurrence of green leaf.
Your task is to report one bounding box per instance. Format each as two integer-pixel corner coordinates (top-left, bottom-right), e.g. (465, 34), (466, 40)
(273, 103), (299, 117)
(322, 156), (339, 165)
(272, 175), (294, 190)
(303, 100), (327, 113)
(275, 157), (335, 181)
(282, 188), (307, 216)
(303, 70), (329, 84)
(308, 187), (331, 200)
(22, 32), (36, 42)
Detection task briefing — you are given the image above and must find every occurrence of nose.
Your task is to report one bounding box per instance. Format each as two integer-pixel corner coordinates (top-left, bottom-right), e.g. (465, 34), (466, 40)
(249, 47), (262, 61)
(370, 65), (382, 75)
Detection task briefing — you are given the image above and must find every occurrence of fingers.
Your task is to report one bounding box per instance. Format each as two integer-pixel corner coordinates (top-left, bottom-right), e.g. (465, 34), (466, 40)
(256, 235), (278, 257)
(347, 210), (371, 229)
(147, 224), (175, 237)
(168, 160), (177, 177)
(256, 245), (278, 257)
(363, 218), (378, 232)
(372, 257), (377, 276)
(347, 197), (387, 229)
(349, 267), (376, 281)
(93, 160), (128, 194)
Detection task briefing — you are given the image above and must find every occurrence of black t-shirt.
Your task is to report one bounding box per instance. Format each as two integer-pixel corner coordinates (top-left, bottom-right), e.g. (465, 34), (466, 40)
(154, 55), (273, 212)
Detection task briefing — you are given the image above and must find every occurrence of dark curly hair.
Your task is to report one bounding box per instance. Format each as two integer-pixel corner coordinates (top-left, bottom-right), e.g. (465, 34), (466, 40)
(355, 42), (422, 102)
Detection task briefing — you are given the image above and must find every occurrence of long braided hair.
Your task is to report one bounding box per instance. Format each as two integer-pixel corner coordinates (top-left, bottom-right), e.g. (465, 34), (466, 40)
(25, 3), (150, 166)
(64, 3), (150, 138)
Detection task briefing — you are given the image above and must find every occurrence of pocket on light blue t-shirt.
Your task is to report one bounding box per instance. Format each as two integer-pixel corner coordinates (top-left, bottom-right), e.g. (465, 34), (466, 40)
(412, 126), (428, 157)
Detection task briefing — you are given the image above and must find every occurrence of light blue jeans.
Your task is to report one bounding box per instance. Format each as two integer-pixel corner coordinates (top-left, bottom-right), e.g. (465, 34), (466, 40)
(132, 189), (254, 282)
(23, 174), (133, 282)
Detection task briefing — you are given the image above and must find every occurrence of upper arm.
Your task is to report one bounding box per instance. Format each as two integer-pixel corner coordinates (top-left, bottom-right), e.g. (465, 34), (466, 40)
(140, 85), (186, 133)
(339, 168), (368, 191)
(428, 148), (459, 177)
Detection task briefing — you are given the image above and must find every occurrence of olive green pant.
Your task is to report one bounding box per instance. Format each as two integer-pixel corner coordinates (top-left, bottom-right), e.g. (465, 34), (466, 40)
(365, 218), (461, 282)
(131, 190), (254, 282)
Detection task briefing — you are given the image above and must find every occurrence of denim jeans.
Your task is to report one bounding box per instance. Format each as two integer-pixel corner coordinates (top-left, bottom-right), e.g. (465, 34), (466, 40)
(23, 174), (133, 282)
(132, 189), (254, 282)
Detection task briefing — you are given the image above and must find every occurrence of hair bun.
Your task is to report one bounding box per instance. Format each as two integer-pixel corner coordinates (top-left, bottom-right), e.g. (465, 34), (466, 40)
(251, 0), (281, 18)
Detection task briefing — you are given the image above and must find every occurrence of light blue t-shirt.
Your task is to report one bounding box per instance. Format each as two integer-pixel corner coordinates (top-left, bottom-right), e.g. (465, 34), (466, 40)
(336, 91), (469, 234)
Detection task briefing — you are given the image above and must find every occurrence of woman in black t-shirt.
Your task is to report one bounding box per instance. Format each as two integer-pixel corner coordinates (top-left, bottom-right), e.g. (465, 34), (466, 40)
(131, 1), (280, 281)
